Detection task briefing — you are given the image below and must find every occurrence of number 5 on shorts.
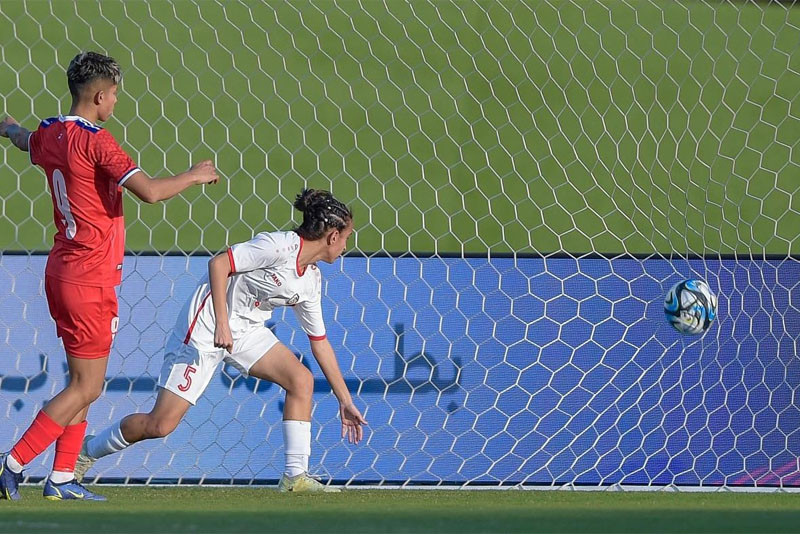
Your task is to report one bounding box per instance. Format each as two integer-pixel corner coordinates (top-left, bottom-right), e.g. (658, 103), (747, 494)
(177, 365), (196, 392)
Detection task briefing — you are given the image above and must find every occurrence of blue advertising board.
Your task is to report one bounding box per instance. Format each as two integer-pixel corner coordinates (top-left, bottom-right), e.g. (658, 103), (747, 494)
(1, 254), (798, 486)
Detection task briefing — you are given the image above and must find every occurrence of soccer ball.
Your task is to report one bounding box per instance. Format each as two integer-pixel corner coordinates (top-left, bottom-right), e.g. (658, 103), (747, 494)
(664, 279), (717, 335)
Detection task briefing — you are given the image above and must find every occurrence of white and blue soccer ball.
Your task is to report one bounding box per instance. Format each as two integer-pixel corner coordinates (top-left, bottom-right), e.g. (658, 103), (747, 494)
(664, 279), (717, 335)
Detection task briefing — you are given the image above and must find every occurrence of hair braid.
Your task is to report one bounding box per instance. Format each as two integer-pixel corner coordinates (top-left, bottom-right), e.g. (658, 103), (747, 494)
(293, 188), (353, 240)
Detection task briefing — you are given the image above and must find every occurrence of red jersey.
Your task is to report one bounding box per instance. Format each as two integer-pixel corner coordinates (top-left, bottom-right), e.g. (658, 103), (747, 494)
(28, 115), (141, 287)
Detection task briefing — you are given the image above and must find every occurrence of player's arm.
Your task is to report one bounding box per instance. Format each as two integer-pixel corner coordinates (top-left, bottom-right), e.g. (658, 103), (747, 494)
(309, 338), (367, 444)
(0, 116), (31, 152)
(208, 252), (234, 353)
(123, 160), (218, 204)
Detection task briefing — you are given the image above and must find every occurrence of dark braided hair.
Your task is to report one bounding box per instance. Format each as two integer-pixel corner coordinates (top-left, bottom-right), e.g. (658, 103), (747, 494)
(67, 51), (121, 98)
(293, 189), (353, 240)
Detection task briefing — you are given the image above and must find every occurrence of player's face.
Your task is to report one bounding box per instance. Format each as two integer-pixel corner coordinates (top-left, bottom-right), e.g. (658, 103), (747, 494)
(97, 83), (119, 122)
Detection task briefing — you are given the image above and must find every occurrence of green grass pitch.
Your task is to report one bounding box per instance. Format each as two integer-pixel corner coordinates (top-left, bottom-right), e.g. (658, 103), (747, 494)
(3, 487), (800, 533)
(0, 1), (797, 255)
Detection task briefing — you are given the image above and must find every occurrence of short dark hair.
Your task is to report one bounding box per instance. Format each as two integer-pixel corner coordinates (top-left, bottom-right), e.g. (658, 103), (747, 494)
(67, 51), (121, 97)
(293, 189), (353, 240)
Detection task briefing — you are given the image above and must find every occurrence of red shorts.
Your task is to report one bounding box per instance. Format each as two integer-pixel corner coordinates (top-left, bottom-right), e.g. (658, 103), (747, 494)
(45, 277), (119, 359)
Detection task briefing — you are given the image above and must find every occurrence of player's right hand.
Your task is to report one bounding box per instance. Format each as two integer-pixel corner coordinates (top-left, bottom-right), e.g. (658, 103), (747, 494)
(214, 323), (234, 353)
(0, 116), (19, 138)
(190, 160), (219, 185)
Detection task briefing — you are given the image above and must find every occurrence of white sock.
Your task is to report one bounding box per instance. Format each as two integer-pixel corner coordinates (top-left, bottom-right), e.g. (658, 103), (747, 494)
(5, 454), (23, 474)
(48, 470), (74, 484)
(283, 420), (311, 478)
(86, 420), (130, 459)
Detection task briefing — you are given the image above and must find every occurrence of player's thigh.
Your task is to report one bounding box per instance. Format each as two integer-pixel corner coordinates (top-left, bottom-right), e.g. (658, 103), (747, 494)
(159, 335), (224, 406)
(234, 329), (308, 391)
(45, 277), (119, 359)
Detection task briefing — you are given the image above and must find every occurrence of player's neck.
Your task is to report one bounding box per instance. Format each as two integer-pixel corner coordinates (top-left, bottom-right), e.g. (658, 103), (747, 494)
(68, 102), (100, 124)
(297, 238), (326, 269)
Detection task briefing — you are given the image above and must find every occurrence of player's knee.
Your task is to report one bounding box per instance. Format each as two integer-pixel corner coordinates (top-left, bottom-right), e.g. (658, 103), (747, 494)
(85, 386), (103, 404)
(288, 366), (313, 398)
(67, 381), (103, 406)
(153, 420), (177, 438)
(145, 415), (179, 438)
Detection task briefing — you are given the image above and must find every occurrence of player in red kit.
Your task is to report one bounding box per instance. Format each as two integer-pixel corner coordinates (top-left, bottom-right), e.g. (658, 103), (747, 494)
(0, 51), (218, 501)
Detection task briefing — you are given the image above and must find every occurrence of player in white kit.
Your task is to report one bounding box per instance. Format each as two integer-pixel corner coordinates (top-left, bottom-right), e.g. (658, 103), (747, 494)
(75, 189), (366, 492)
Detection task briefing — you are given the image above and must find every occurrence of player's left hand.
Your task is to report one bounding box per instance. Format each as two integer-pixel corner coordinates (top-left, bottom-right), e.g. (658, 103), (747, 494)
(0, 116), (19, 138)
(340, 402), (367, 445)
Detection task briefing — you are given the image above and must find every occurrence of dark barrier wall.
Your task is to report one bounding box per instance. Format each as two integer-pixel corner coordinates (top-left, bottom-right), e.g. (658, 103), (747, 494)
(1, 255), (798, 485)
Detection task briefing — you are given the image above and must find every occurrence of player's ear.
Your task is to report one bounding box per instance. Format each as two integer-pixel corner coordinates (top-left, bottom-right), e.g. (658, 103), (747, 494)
(93, 89), (104, 106)
(327, 228), (339, 246)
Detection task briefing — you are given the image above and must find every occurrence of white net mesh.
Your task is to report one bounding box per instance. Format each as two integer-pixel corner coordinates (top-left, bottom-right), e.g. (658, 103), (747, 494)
(0, 0), (799, 488)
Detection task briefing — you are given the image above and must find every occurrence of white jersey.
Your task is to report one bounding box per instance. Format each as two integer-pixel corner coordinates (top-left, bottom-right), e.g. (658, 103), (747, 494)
(174, 231), (326, 351)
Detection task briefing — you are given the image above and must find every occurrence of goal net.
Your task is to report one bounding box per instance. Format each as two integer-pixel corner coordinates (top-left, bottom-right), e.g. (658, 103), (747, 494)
(0, 0), (798, 489)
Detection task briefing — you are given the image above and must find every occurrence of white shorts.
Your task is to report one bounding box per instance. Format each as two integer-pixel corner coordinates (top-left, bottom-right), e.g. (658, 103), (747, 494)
(159, 327), (279, 405)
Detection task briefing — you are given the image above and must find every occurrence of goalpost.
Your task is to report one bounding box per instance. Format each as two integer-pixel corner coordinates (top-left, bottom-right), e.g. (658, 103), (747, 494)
(0, 0), (798, 489)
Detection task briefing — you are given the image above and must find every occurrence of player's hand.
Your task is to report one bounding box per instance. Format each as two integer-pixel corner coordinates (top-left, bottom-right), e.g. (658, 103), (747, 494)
(340, 402), (367, 445)
(190, 160), (219, 185)
(214, 323), (233, 353)
(0, 116), (19, 138)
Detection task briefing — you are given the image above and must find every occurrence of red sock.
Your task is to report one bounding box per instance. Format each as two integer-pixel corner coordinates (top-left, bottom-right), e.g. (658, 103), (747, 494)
(53, 420), (88, 473)
(10, 410), (65, 466)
